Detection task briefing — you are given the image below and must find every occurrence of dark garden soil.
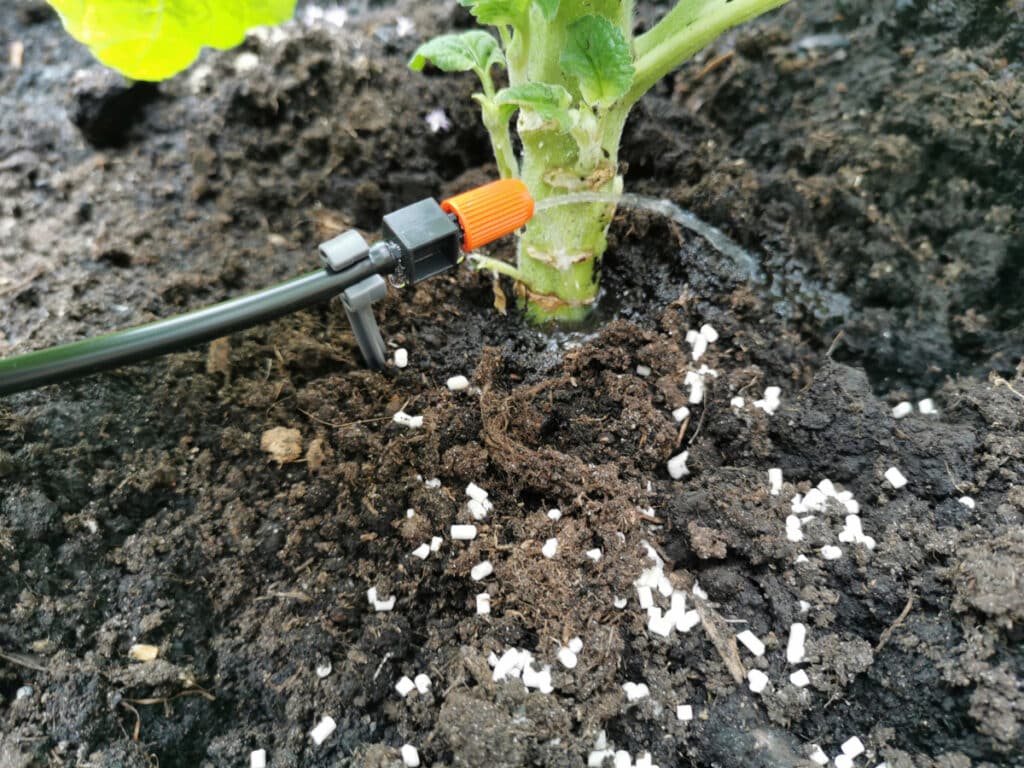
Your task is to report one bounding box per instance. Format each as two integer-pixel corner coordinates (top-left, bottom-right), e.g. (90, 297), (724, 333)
(1, 0), (1022, 766)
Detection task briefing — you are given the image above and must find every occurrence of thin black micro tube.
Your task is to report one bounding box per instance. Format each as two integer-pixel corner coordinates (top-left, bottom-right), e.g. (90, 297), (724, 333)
(0, 245), (397, 397)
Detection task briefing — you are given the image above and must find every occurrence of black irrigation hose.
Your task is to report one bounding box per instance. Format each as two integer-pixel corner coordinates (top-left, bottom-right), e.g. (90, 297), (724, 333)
(0, 248), (396, 397)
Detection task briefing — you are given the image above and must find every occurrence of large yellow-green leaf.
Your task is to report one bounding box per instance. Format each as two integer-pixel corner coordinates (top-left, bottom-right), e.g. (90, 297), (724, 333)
(47, 0), (297, 81)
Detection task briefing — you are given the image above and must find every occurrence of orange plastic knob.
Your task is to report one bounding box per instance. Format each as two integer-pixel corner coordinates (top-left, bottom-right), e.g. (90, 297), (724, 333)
(441, 178), (534, 252)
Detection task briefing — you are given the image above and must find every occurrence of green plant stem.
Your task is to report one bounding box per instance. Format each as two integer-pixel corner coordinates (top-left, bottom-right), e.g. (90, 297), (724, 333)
(469, 253), (523, 280)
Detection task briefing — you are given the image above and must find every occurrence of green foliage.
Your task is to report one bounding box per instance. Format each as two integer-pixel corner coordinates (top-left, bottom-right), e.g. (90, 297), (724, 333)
(559, 15), (635, 109)
(408, 30), (506, 84)
(47, 0), (296, 81)
(459, 0), (530, 26)
(493, 83), (574, 129)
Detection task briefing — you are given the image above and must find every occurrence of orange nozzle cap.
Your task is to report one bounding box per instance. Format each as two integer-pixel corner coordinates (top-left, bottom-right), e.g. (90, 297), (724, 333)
(441, 178), (534, 252)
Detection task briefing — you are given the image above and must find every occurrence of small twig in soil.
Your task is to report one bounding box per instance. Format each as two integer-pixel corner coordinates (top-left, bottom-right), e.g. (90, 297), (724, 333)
(696, 600), (745, 684)
(636, 510), (664, 525)
(253, 590), (313, 603)
(0, 649), (48, 673)
(693, 50), (735, 81)
(687, 383), (713, 447)
(123, 687), (216, 705)
(119, 701), (142, 742)
(825, 329), (845, 359)
(875, 593), (914, 653)
(674, 415), (690, 449)
(992, 374), (1024, 401)
(373, 652), (393, 682)
(944, 462), (970, 494)
(297, 409), (393, 429)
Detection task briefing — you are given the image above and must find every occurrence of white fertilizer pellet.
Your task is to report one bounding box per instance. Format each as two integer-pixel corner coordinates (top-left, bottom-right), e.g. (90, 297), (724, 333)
(547, 508), (562, 520)
(471, 593), (489, 617)
(754, 386), (781, 415)
(809, 746), (829, 765)
(541, 538), (558, 558)
(918, 398), (937, 414)
(769, 468), (783, 495)
(787, 623), (807, 664)
(685, 371), (705, 404)
(568, 637), (583, 653)
(636, 585), (654, 610)
(412, 543), (430, 559)
(677, 704), (694, 721)
(470, 561), (493, 581)
(747, 669), (769, 693)
(731, 396), (745, 408)
(310, 716), (336, 745)
(393, 348), (408, 368)
(737, 630), (766, 657)
(790, 669), (810, 687)
(700, 323), (719, 343)
(622, 682), (650, 701)
(446, 375), (470, 391)
(466, 483), (489, 502)
(393, 410), (423, 428)
(557, 647), (578, 669)
(250, 749), (267, 768)
(672, 405), (691, 422)
(316, 662), (332, 679)
(667, 451), (690, 479)
(885, 466), (908, 489)
(586, 548), (603, 561)
(451, 524), (478, 541)
(636, 364), (652, 377)
(835, 755), (854, 768)
(958, 496), (975, 509)
(892, 401), (912, 418)
(430, 536), (443, 552)
(395, 676), (416, 697)
(820, 545), (843, 560)
(414, 673), (431, 694)
(367, 587), (395, 612)
(492, 649), (522, 681)
(468, 498), (489, 520)
(401, 744), (421, 767)
(841, 737), (865, 758)
(614, 596), (628, 608)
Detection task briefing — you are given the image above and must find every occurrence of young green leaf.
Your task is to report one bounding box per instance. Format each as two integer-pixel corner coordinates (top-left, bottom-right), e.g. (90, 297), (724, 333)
(494, 83), (574, 129)
(47, 0), (296, 81)
(533, 0), (560, 21)
(459, 0), (530, 27)
(409, 31), (505, 77)
(559, 15), (635, 109)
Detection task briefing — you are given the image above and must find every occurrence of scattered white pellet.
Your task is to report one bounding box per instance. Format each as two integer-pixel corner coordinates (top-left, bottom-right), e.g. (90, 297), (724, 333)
(622, 682), (650, 701)
(672, 405), (691, 422)
(676, 609), (701, 633)
(803, 487), (828, 511)
(635, 752), (656, 768)
(395, 16), (415, 37)
(636, 585), (654, 610)
(841, 737), (865, 758)
(470, 561), (493, 580)
(468, 498), (489, 520)
(588, 750), (616, 767)
(522, 661), (553, 693)
(586, 548), (603, 561)
(430, 536), (443, 552)
(412, 543), (430, 559)
(736, 630), (766, 657)
(424, 477), (441, 489)
(657, 574), (674, 598)
(795, 554), (810, 564)
(834, 755), (854, 768)
(547, 508), (562, 521)
(787, 623), (807, 664)
(767, 468), (783, 496)
(492, 649), (522, 681)
(730, 396), (745, 408)
(316, 661), (333, 679)
(250, 749), (267, 768)
(958, 496), (975, 509)
(557, 647), (578, 669)
(786, 515), (804, 542)
(790, 669), (810, 687)
(401, 744), (421, 767)
(466, 483), (489, 502)
(425, 108), (451, 133)
(747, 669), (769, 694)
(918, 398), (937, 414)
(446, 375), (470, 391)
(310, 716), (336, 745)
(754, 386), (781, 415)
(809, 746), (829, 765)
(892, 401), (913, 419)
(394, 348), (409, 368)
(820, 545), (843, 560)
(692, 582), (708, 600)
(14, 686), (32, 700)
(700, 323), (719, 343)
(476, 592), (491, 615)
(614, 750), (633, 768)
(367, 587), (396, 612)
(414, 673), (432, 694)
(451, 524), (478, 541)
(799, 600), (811, 613)
(636, 364), (652, 377)
(393, 410), (424, 428)
(648, 607), (674, 637)
(690, 334), (709, 361)
(395, 676), (416, 697)
(233, 52), (260, 74)
(684, 371), (705, 404)
(613, 596), (628, 608)
(568, 637), (583, 653)
(541, 538), (558, 559)
(667, 451), (690, 480)
(677, 704), (694, 721)
(885, 466), (908, 489)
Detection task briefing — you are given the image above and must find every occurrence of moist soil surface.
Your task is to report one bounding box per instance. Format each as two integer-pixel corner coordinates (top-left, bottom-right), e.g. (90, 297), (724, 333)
(1, 1), (1022, 766)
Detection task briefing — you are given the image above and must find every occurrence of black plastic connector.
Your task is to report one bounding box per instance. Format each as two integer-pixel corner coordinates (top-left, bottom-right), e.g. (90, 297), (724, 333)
(382, 199), (462, 286)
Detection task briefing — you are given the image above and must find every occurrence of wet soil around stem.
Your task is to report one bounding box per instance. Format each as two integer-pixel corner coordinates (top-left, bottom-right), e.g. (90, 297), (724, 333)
(1, 1), (1022, 766)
